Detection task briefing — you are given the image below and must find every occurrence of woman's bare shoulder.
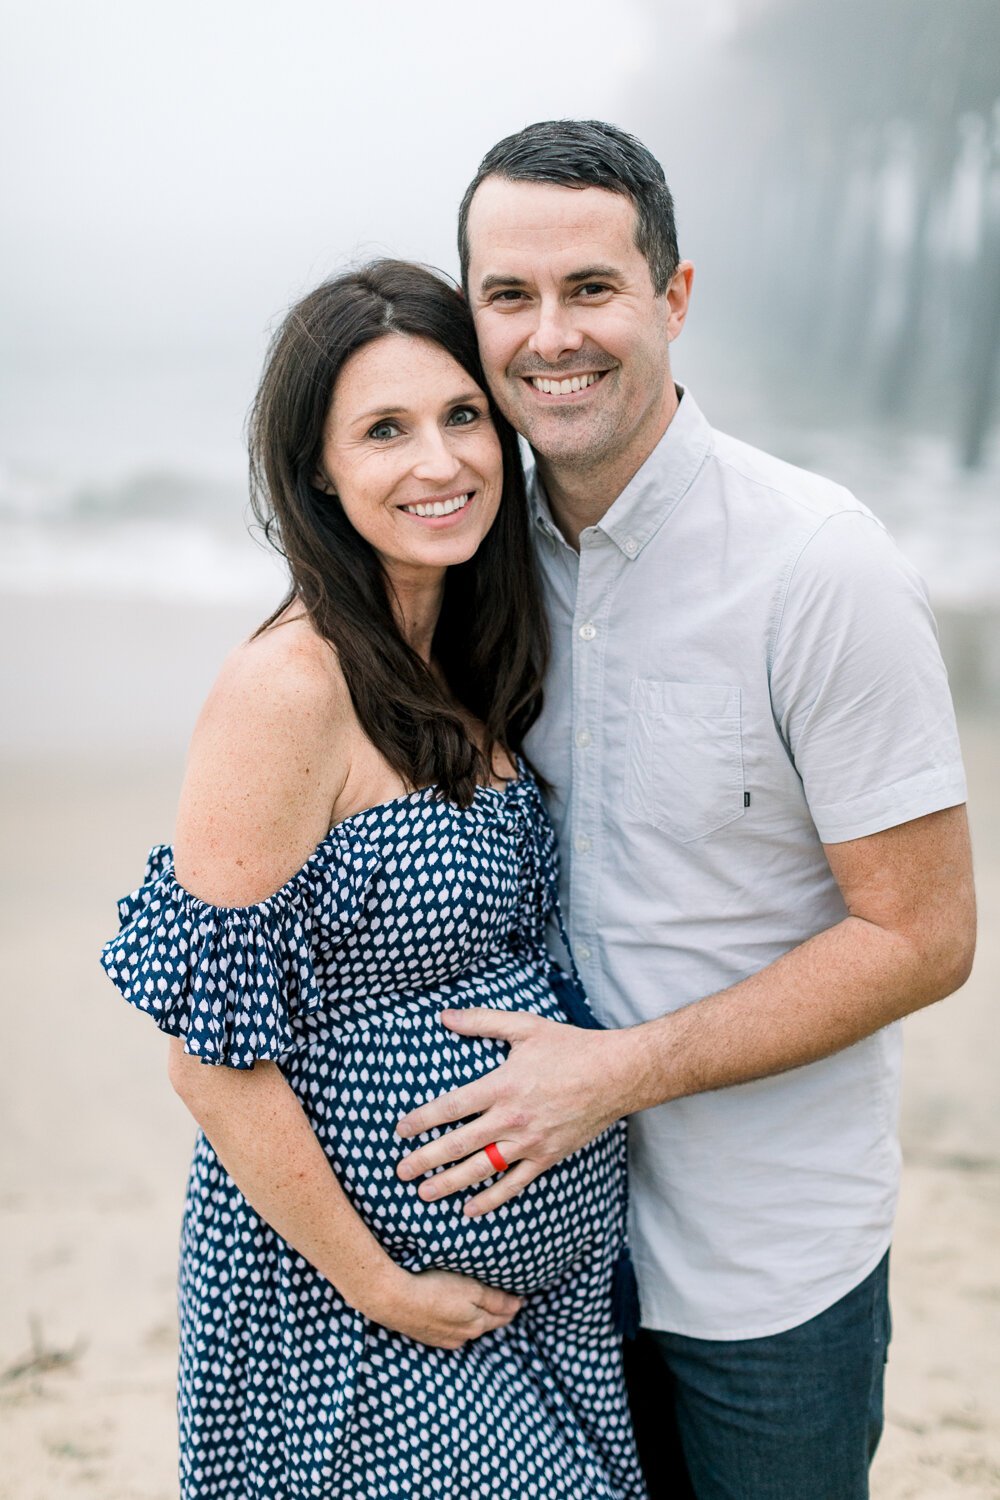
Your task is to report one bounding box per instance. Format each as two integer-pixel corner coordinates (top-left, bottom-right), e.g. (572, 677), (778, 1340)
(213, 607), (350, 718)
(173, 609), (358, 906)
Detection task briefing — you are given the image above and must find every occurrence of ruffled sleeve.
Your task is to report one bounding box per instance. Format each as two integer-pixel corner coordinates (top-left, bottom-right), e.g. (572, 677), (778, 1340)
(100, 833), (382, 1069)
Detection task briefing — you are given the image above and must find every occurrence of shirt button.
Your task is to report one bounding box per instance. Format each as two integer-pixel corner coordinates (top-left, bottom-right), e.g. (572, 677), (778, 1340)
(575, 729), (592, 748)
(575, 834), (592, 854)
(623, 537), (638, 556)
(577, 945), (592, 962)
(578, 622), (596, 641)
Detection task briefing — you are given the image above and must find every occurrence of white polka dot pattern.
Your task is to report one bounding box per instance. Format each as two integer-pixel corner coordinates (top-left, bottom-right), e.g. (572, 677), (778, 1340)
(101, 770), (648, 1499)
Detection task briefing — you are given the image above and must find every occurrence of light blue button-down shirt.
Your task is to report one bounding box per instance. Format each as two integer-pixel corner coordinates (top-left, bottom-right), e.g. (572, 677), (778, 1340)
(525, 388), (966, 1339)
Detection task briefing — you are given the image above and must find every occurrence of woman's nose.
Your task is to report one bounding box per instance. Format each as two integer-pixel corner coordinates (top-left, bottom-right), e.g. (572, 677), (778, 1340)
(411, 425), (463, 483)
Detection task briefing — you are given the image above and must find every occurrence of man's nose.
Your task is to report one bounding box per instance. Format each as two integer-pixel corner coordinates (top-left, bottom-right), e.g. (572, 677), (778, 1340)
(411, 425), (463, 483)
(527, 298), (585, 366)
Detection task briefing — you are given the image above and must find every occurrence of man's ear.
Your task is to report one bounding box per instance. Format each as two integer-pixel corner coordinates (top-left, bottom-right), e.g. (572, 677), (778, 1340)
(666, 261), (694, 342)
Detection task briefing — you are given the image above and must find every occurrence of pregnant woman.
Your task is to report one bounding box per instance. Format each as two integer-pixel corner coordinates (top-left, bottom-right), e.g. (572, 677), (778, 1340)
(101, 261), (646, 1500)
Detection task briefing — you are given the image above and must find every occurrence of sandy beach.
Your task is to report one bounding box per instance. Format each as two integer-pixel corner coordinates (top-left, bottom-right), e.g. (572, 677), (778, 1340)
(1, 596), (997, 1499)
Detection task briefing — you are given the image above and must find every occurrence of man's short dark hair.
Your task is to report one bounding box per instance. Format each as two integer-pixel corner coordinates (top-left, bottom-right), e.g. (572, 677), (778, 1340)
(458, 119), (679, 296)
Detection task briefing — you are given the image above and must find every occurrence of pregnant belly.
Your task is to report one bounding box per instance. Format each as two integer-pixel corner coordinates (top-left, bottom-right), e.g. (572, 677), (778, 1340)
(297, 965), (626, 1295)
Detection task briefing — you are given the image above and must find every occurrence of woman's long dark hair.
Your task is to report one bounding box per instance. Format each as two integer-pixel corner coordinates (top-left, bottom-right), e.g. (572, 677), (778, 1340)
(248, 259), (549, 808)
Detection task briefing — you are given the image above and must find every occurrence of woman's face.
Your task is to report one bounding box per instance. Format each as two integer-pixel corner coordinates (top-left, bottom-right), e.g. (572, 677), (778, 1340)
(318, 333), (504, 581)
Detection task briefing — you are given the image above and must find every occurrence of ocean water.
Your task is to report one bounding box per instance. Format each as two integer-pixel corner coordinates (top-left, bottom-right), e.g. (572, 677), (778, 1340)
(0, 470), (285, 605)
(0, 354), (284, 605)
(2, 367), (997, 761)
(2, 430), (997, 612)
(1, 354), (997, 612)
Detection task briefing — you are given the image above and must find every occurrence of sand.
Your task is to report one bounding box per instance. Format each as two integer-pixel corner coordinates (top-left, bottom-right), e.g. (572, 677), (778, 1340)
(1, 597), (997, 1496)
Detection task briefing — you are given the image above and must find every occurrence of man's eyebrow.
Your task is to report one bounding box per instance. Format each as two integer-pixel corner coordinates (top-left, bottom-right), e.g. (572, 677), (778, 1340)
(479, 274), (528, 294)
(564, 264), (621, 283)
(478, 266), (623, 295)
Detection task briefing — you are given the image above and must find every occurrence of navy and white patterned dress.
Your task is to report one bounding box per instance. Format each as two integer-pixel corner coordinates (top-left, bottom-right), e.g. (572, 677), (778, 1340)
(101, 767), (647, 1500)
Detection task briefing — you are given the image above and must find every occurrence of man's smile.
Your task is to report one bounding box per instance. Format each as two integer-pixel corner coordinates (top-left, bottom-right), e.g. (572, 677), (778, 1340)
(521, 369), (611, 399)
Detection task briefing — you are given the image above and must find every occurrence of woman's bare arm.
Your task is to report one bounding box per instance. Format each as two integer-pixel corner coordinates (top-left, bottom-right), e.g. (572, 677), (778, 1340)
(168, 1044), (519, 1347)
(167, 622), (521, 1347)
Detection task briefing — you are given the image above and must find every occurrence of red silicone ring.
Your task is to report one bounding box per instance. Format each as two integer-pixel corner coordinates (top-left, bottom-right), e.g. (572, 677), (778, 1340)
(484, 1142), (509, 1173)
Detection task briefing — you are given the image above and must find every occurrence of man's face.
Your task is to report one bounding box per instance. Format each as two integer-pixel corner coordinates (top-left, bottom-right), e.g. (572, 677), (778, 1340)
(466, 177), (683, 474)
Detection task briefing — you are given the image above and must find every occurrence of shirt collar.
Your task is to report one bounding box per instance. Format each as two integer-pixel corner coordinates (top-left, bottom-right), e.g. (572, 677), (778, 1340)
(527, 385), (713, 559)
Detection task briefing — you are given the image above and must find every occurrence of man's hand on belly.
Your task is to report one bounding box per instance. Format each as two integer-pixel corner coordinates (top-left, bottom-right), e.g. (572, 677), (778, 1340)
(394, 1011), (634, 1214)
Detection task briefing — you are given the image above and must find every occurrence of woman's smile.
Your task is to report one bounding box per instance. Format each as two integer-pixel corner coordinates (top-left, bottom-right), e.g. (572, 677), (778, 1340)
(397, 488), (476, 523)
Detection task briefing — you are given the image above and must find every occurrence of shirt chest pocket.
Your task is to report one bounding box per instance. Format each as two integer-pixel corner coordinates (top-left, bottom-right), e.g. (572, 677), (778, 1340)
(624, 679), (747, 843)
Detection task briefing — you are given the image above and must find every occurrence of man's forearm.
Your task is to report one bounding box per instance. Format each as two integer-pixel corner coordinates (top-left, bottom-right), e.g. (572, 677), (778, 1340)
(397, 808), (975, 1214)
(616, 910), (973, 1116)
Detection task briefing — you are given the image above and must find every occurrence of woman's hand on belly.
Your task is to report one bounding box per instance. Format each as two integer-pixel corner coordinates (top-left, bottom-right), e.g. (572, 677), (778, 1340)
(367, 1265), (523, 1349)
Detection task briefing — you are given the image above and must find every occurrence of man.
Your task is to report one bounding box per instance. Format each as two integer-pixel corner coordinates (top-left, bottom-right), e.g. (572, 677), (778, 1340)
(395, 120), (976, 1497)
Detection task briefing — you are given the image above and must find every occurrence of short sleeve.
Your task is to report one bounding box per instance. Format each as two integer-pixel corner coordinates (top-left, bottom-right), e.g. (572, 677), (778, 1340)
(769, 509), (967, 843)
(100, 835), (381, 1069)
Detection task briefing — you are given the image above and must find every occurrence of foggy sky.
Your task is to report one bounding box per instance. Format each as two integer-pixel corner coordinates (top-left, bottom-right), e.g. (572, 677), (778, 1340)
(2, 0), (732, 363)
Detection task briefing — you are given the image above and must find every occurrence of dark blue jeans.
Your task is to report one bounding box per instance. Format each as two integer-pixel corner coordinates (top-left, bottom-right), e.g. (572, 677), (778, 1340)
(623, 1252), (891, 1500)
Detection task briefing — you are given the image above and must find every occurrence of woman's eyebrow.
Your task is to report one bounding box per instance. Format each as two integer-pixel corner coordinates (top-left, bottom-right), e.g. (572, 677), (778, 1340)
(353, 390), (484, 423)
(357, 405), (406, 420)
